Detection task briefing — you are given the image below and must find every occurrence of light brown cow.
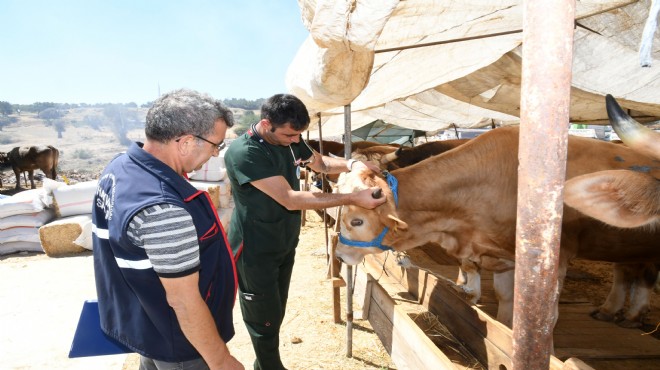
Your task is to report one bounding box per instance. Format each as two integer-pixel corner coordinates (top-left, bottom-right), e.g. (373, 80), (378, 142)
(6, 145), (59, 189)
(335, 125), (660, 334)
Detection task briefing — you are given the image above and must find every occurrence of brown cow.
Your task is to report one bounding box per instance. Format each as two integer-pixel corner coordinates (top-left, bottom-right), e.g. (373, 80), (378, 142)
(334, 125), (660, 337)
(7, 145), (59, 189)
(307, 139), (398, 157)
(353, 139), (470, 171)
(564, 94), (660, 327)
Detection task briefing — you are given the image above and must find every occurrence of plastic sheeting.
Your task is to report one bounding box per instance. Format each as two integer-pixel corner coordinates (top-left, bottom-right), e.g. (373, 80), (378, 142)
(287, 0), (660, 132)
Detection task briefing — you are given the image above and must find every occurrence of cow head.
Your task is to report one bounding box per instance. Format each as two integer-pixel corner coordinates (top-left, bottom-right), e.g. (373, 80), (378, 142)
(335, 168), (408, 265)
(564, 94), (660, 228)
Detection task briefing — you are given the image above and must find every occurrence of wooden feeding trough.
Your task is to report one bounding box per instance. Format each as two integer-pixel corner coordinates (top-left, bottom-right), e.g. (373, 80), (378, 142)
(344, 245), (660, 369)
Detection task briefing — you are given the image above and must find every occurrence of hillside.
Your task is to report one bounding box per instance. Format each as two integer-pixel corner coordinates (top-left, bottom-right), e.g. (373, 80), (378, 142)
(0, 106), (251, 191)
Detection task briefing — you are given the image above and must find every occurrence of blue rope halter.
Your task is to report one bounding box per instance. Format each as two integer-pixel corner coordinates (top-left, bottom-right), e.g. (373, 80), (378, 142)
(338, 171), (399, 252)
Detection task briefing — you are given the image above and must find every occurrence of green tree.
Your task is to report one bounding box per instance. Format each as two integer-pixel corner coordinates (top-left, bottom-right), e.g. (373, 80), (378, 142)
(0, 101), (12, 116)
(83, 114), (106, 130)
(103, 104), (134, 146)
(233, 110), (257, 136)
(40, 107), (62, 125)
(53, 119), (66, 138)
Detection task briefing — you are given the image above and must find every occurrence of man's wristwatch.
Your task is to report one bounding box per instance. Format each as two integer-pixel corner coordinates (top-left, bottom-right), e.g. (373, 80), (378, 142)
(346, 159), (357, 171)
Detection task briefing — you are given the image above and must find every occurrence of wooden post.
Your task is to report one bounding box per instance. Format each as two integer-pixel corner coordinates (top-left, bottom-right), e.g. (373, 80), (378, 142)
(343, 104), (354, 357)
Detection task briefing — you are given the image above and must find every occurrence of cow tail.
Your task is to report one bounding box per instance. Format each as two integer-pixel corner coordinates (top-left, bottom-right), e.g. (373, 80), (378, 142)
(50, 146), (59, 180)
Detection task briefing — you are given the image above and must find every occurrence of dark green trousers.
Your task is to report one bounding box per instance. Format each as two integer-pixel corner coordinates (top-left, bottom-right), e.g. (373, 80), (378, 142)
(237, 247), (296, 370)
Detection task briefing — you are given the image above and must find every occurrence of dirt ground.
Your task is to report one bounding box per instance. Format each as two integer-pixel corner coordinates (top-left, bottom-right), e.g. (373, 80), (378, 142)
(0, 211), (396, 370)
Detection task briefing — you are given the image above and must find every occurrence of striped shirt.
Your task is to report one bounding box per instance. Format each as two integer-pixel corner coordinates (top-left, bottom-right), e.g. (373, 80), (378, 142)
(127, 204), (200, 276)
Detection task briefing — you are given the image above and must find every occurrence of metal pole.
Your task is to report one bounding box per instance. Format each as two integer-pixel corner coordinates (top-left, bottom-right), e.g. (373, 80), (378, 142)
(343, 104), (353, 358)
(514, 1), (575, 369)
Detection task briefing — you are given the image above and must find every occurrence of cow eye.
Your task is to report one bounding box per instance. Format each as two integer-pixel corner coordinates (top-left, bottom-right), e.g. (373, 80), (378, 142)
(350, 219), (363, 227)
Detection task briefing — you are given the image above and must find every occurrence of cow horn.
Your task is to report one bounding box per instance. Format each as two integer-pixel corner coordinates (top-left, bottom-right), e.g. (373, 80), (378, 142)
(606, 94), (660, 159)
(372, 188), (382, 199)
(380, 150), (398, 165)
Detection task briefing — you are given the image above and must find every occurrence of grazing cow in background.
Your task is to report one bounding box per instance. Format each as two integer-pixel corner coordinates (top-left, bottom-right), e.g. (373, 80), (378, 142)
(0, 152), (8, 187)
(564, 94), (660, 327)
(6, 145), (59, 189)
(335, 124), (660, 336)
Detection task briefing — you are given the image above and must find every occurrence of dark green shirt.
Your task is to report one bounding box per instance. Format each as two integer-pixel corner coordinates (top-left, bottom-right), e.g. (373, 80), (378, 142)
(225, 130), (313, 258)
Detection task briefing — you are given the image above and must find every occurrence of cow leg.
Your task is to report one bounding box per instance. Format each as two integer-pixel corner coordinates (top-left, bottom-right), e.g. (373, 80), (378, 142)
(457, 259), (481, 304)
(493, 269), (515, 328)
(592, 263), (631, 323)
(617, 263), (656, 328)
(28, 170), (36, 189)
(13, 169), (21, 189)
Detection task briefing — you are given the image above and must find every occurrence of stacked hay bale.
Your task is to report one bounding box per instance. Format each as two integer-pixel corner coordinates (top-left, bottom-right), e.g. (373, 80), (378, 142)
(0, 189), (54, 255)
(39, 180), (97, 256)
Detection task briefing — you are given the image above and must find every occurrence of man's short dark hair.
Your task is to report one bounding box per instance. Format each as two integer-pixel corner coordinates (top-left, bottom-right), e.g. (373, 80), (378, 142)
(261, 94), (310, 131)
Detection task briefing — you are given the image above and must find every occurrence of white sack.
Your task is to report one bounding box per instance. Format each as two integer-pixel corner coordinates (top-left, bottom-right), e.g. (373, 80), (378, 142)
(0, 227), (40, 243)
(188, 150), (228, 181)
(0, 241), (43, 256)
(0, 189), (47, 218)
(0, 209), (56, 230)
(52, 180), (98, 217)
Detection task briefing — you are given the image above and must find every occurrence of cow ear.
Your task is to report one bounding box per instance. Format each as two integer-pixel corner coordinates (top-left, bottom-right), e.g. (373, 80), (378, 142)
(564, 170), (658, 228)
(385, 214), (408, 233)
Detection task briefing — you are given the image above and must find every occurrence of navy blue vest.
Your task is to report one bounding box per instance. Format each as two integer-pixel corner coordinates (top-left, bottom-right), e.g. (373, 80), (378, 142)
(92, 142), (237, 362)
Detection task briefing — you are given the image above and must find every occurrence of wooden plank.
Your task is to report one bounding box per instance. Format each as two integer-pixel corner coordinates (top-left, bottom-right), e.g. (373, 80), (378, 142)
(367, 280), (459, 370)
(363, 252), (569, 370)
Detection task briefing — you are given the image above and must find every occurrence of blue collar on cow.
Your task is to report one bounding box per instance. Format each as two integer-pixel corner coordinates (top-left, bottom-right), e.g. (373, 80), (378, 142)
(339, 227), (393, 251)
(337, 172), (399, 252)
(384, 171), (399, 207)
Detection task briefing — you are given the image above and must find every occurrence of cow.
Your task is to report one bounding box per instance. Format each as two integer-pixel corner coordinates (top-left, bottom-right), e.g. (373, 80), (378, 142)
(351, 138), (481, 299)
(334, 124), (660, 336)
(563, 94), (660, 327)
(307, 139), (398, 158)
(353, 139), (470, 171)
(6, 145), (59, 189)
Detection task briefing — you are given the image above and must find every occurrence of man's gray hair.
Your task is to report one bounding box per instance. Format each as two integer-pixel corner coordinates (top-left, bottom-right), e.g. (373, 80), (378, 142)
(145, 88), (234, 142)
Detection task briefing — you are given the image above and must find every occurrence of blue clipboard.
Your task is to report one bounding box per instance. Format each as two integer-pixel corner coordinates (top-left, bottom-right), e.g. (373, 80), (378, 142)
(69, 299), (133, 358)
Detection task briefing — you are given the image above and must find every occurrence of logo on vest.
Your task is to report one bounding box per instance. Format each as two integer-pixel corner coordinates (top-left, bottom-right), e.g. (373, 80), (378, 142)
(96, 173), (116, 221)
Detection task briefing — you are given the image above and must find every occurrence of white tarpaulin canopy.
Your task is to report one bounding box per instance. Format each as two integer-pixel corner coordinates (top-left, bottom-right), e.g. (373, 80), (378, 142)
(286, 0), (660, 136)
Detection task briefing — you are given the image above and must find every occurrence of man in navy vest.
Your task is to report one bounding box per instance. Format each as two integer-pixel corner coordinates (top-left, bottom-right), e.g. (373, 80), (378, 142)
(92, 89), (244, 370)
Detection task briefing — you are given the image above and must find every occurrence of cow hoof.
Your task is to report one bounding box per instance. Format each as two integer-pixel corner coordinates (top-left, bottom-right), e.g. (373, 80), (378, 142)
(590, 309), (615, 322)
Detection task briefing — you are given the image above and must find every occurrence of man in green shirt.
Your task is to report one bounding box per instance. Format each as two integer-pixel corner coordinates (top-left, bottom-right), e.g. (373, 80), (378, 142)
(225, 94), (384, 370)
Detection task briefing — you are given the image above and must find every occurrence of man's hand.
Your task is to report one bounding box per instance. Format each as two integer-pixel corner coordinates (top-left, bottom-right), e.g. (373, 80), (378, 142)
(351, 186), (387, 209)
(216, 353), (244, 370)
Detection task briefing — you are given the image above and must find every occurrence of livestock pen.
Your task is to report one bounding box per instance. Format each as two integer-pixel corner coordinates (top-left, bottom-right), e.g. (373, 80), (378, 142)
(338, 246), (660, 369)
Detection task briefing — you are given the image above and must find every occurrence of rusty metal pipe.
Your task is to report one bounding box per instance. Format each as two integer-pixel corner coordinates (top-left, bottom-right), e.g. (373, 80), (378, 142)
(514, 1), (575, 369)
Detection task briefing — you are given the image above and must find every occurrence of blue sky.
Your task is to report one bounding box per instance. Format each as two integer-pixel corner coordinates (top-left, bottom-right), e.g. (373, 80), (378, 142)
(0, 0), (309, 105)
